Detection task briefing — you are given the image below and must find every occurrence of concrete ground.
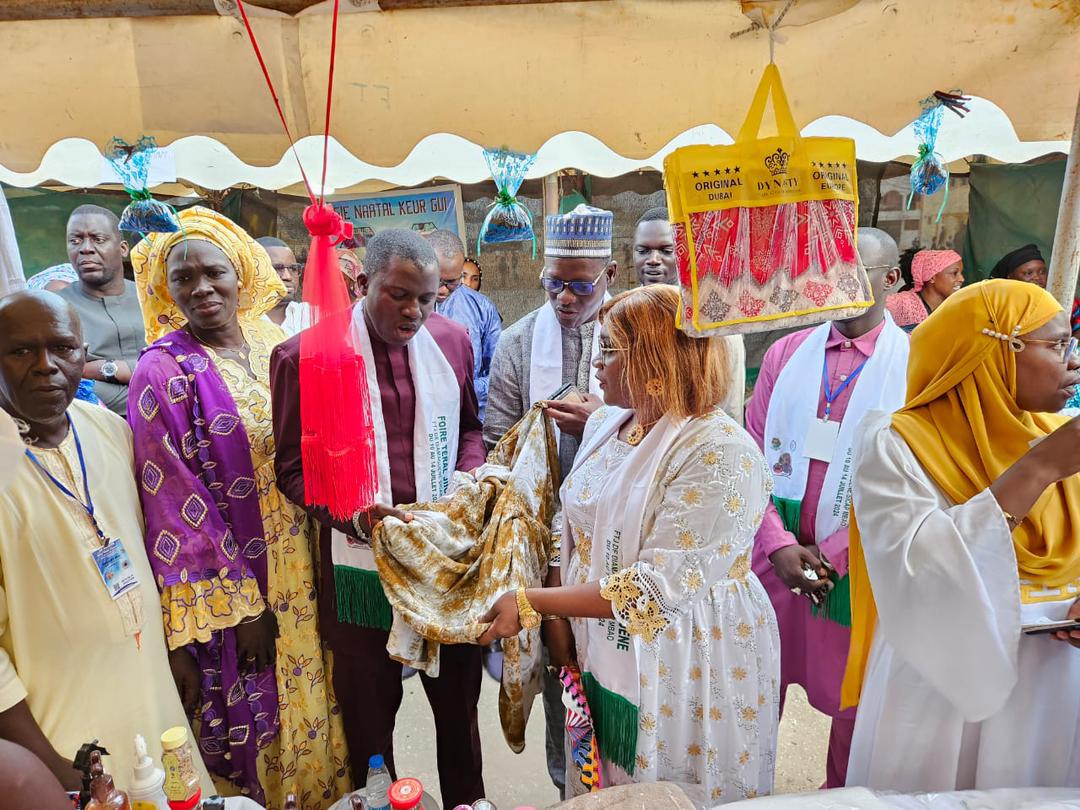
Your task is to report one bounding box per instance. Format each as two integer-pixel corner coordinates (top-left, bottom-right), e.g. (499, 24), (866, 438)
(391, 674), (828, 808)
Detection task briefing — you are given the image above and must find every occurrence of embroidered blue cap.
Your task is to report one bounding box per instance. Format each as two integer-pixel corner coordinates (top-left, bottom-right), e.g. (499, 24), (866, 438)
(544, 204), (614, 259)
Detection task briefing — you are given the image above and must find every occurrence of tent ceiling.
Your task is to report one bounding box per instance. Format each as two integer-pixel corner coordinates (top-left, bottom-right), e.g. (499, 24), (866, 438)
(0, 0), (586, 19)
(2, 95), (1066, 193)
(0, 0), (1076, 174)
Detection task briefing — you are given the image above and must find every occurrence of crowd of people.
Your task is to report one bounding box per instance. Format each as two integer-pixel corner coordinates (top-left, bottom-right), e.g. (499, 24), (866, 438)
(0, 197), (1077, 810)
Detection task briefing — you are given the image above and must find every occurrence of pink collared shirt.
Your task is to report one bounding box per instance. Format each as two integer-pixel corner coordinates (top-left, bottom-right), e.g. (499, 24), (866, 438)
(746, 320), (889, 574)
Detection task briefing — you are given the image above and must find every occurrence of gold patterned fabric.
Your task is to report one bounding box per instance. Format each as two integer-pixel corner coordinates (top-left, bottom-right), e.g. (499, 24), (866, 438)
(131, 206), (287, 343)
(372, 404), (559, 752)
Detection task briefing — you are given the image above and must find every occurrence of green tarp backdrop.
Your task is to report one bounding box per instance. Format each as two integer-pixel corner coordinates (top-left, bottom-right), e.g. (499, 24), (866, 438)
(962, 161), (1067, 283)
(2, 185), (253, 279)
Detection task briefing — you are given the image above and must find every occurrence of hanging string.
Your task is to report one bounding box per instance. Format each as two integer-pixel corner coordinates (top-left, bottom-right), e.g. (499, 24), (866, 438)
(729, 0), (797, 63)
(319, 0), (341, 202)
(234, 0), (317, 203)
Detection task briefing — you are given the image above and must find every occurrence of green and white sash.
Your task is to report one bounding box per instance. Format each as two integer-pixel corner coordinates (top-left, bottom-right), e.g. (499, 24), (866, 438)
(563, 406), (688, 774)
(763, 315), (908, 623)
(331, 304), (461, 628)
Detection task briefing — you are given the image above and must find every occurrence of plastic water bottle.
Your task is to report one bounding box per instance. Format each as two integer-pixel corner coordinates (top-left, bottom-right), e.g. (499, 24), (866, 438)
(365, 754), (393, 810)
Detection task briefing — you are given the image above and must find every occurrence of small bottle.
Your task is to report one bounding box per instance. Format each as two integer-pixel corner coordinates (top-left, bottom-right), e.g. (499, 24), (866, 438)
(349, 793), (371, 810)
(284, 794), (298, 810)
(388, 778), (424, 810)
(159, 727), (201, 810)
(129, 735), (169, 810)
(85, 750), (132, 810)
(365, 755), (392, 810)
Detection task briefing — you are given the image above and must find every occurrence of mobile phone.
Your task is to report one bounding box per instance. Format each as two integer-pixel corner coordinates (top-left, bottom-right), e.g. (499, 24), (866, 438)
(1022, 619), (1080, 635)
(548, 383), (584, 403)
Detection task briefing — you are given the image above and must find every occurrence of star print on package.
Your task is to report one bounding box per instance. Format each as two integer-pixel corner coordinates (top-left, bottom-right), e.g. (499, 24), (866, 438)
(663, 64), (872, 337)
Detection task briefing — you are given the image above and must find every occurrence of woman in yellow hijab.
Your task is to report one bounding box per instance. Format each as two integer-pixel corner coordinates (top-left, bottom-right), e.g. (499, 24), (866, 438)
(127, 208), (349, 809)
(841, 278), (1080, 793)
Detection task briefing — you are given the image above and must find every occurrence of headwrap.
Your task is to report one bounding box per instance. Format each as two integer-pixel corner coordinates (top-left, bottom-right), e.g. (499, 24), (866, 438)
(26, 263), (78, 291)
(130, 206), (286, 343)
(545, 204), (613, 259)
(843, 279), (1080, 708)
(991, 243), (1044, 280)
(911, 249), (961, 292)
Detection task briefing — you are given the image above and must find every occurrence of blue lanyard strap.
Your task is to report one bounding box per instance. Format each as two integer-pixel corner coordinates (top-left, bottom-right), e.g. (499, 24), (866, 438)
(24, 414), (106, 543)
(821, 353), (870, 420)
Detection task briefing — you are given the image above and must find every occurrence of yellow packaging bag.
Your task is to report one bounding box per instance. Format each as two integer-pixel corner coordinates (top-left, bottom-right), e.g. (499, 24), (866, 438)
(664, 64), (872, 336)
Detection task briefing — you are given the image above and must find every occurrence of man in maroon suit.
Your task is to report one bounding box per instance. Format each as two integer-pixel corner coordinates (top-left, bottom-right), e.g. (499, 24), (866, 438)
(270, 229), (487, 807)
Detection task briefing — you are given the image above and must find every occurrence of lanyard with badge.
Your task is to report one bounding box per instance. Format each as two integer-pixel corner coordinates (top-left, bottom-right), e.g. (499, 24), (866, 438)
(804, 354), (869, 462)
(24, 414), (139, 601)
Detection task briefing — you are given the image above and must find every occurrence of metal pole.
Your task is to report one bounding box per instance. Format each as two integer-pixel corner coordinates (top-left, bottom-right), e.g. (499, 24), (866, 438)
(1048, 89), (1080, 308)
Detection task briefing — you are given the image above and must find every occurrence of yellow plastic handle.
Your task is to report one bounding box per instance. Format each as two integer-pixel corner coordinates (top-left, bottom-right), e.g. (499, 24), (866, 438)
(736, 63), (799, 143)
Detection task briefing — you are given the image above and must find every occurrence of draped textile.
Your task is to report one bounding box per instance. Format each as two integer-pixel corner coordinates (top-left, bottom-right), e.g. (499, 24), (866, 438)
(129, 328), (278, 801)
(372, 404), (559, 752)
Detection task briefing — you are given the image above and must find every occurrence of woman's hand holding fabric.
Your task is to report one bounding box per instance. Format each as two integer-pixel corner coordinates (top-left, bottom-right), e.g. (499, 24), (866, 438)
(168, 647), (202, 716)
(235, 609), (279, 674)
(1053, 598), (1080, 649)
(768, 543), (831, 598)
(542, 618), (577, 668)
(477, 591), (523, 646)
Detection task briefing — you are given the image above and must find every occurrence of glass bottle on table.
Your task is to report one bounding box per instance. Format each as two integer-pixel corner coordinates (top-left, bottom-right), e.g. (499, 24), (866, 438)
(85, 750), (132, 810)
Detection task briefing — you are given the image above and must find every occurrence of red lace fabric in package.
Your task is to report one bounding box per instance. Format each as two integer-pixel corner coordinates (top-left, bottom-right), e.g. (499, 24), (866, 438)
(665, 65), (872, 336)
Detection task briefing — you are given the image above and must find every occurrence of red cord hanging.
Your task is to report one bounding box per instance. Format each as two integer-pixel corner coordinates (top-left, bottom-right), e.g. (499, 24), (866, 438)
(235, 0), (378, 518)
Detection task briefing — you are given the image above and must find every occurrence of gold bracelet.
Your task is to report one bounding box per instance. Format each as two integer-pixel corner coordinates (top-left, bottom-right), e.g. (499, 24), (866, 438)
(1002, 509), (1023, 529)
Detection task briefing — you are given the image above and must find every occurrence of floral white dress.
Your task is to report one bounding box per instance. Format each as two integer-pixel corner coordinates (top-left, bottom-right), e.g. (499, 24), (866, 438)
(555, 406), (780, 806)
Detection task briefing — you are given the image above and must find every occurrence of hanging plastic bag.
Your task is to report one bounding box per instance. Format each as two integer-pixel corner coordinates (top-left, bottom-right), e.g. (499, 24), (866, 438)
(664, 64), (871, 337)
(477, 148), (537, 257)
(105, 136), (180, 234)
(907, 99), (950, 222)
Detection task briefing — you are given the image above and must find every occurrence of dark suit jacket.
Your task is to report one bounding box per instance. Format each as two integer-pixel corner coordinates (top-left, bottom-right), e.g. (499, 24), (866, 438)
(270, 309), (486, 647)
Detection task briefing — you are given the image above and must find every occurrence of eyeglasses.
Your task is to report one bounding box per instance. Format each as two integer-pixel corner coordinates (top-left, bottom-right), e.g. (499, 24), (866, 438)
(539, 268), (608, 297)
(439, 275), (463, 292)
(273, 263), (304, 274)
(595, 340), (627, 365)
(1023, 336), (1079, 363)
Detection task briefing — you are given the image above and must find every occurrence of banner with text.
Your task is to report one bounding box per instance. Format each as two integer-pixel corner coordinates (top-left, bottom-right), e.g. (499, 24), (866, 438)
(329, 184), (465, 250)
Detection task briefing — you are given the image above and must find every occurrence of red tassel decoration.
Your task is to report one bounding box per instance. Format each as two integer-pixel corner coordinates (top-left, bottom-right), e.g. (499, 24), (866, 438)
(299, 203), (378, 519)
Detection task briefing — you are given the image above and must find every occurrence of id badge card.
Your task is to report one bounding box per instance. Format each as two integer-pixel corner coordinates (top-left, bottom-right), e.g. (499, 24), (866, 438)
(804, 418), (840, 462)
(91, 540), (139, 600)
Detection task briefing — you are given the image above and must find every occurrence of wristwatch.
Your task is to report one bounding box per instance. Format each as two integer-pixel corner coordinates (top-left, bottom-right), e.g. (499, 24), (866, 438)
(515, 587), (542, 630)
(100, 359), (119, 384)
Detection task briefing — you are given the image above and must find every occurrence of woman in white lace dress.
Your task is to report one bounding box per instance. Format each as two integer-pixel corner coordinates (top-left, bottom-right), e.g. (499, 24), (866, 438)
(480, 285), (780, 806)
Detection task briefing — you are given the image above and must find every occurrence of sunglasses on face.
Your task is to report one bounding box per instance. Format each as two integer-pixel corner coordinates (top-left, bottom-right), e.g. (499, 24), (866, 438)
(539, 267), (608, 297)
(439, 275), (463, 292)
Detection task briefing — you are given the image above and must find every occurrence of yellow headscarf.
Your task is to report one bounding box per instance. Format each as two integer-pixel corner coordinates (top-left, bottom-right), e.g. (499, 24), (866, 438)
(131, 206), (287, 343)
(842, 279), (1080, 709)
